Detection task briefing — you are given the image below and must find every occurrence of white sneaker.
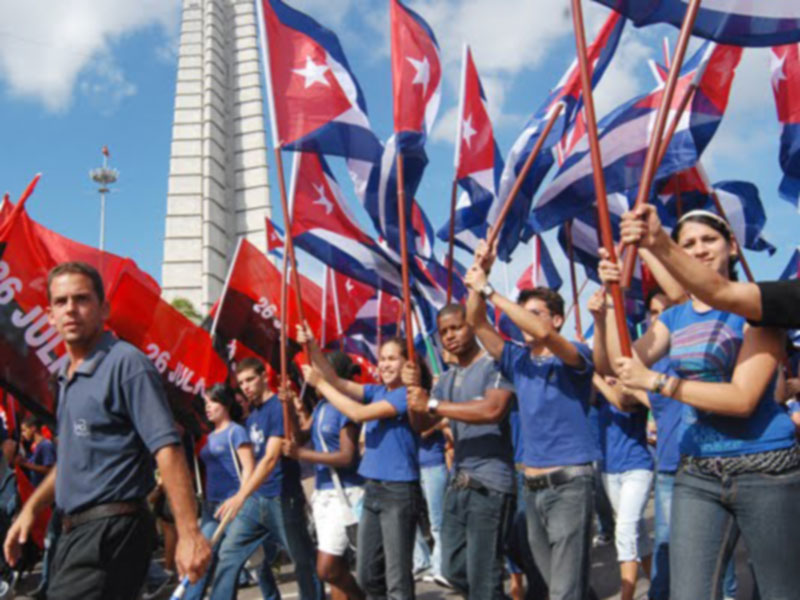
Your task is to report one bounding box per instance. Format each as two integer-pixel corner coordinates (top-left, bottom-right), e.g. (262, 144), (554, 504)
(433, 574), (453, 589)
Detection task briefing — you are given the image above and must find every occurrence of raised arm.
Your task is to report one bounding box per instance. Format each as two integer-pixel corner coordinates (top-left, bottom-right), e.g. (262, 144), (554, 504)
(638, 248), (688, 305)
(615, 325), (783, 417)
(297, 323), (365, 400)
(465, 284), (505, 361)
(621, 205), (761, 320)
(303, 365), (398, 423)
(588, 289), (614, 377)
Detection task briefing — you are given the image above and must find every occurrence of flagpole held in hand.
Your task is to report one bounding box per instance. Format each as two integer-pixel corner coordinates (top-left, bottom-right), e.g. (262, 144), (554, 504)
(564, 221), (584, 341)
(570, 0), (632, 357)
(169, 509), (235, 600)
(396, 153), (417, 362)
(620, 0), (703, 288)
(484, 104), (563, 253)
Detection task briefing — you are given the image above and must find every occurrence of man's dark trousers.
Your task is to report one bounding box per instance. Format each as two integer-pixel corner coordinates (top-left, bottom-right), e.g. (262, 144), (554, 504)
(47, 510), (155, 600)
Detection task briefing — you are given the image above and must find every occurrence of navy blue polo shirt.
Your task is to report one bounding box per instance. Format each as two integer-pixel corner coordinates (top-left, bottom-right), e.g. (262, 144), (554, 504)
(500, 341), (599, 468)
(56, 332), (180, 514)
(246, 395), (286, 498)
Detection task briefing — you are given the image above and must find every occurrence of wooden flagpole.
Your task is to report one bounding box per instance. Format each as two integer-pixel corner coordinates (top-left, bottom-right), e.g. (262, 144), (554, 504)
(620, 0), (703, 288)
(485, 104), (563, 251)
(396, 153), (416, 361)
(570, 0), (632, 357)
(564, 220), (584, 340)
(320, 266), (328, 348)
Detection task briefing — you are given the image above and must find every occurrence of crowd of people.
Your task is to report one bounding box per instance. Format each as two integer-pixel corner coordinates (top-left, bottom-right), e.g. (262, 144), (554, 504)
(0, 203), (799, 600)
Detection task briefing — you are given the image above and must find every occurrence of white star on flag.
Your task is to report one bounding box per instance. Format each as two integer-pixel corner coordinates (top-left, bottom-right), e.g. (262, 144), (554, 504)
(462, 114), (477, 148)
(407, 56), (430, 95)
(312, 184), (334, 214)
(345, 279), (354, 293)
(771, 51), (788, 94)
(293, 56), (330, 89)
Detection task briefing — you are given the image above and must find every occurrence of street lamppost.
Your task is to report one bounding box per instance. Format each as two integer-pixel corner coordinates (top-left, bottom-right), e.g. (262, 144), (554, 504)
(89, 146), (118, 251)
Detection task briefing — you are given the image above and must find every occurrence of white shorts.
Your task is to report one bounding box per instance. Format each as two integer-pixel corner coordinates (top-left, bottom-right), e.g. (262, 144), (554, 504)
(311, 486), (364, 557)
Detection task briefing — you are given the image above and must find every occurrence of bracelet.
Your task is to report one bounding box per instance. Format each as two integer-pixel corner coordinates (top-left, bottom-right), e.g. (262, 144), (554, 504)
(652, 373), (667, 394)
(664, 376), (681, 398)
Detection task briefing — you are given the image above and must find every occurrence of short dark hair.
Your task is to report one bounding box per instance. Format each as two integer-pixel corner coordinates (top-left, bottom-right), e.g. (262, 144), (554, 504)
(47, 261), (105, 304)
(436, 303), (466, 324)
(516, 287), (564, 318)
(645, 286), (666, 311)
(22, 416), (42, 430)
(379, 337), (408, 359)
(235, 356), (265, 376)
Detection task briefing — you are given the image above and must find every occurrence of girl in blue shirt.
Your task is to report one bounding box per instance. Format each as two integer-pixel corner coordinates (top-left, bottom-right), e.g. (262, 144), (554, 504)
(298, 325), (424, 600)
(184, 385), (254, 600)
(282, 351), (365, 600)
(595, 210), (800, 598)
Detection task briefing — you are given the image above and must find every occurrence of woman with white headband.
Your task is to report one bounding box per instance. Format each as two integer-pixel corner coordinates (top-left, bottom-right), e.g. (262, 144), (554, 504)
(594, 209), (800, 598)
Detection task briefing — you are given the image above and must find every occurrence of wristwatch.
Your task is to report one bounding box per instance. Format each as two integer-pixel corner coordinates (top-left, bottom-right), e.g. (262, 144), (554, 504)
(427, 398), (440, 415)
(479, 282), (495, 300)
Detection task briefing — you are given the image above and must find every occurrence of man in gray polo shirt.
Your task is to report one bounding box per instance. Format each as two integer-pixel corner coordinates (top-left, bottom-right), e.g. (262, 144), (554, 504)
(3, 262), (210, 599)
(403, 303), (515, 598)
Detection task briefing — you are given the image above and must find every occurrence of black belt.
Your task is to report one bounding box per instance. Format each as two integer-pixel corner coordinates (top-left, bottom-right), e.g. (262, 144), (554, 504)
(450, 470), (488, 492)
(524, 464), (594, 492)
(62, 499), (147, 533)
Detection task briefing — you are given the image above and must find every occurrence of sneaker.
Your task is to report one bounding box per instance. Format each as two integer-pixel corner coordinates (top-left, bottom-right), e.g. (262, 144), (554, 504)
(413, 566), (431, 582)
(433, 574), (453, 589)
(421, 574), (436, 583)
(592, 533), (612, 548)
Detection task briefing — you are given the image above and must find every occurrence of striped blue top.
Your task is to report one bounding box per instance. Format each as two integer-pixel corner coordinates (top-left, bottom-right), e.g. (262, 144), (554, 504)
(659, 302), (795, 458)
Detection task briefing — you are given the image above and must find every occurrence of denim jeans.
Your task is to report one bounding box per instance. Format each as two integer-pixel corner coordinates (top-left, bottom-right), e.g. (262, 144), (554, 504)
(602, 469), (653, 562)
(670, 465), (800, 599)
(357, 480), (421, 599)
(523, 473), (594, 600)
(505, 471), (548, 600)
(440, 484), (513, 598)
(185, 502), (223, 600)
(650, 472), (737, 600)
(209, 495), (284, 600)
(413, 463), (448, 576)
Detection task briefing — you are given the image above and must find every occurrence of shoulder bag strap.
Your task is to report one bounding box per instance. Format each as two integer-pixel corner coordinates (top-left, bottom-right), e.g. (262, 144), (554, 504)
(316, 404), (357, 520)
(228, 426), (243, 482)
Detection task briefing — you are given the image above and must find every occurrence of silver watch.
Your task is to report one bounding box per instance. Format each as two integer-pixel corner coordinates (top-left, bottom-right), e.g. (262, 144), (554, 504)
(480, 282), (494, 300)
(427, 398), (440, 414)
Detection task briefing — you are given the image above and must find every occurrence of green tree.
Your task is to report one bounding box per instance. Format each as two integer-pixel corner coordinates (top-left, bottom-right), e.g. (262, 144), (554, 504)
(171, 296), (203, 324)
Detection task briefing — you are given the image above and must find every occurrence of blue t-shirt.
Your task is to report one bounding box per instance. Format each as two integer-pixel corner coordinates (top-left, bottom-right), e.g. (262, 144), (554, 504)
(199, 423), (250, 502)
(647, 357), (684, 473)
(357, 385), (420, 482)
(310, 401), (363, 490)
(660, 302), (796, 457)
(246, 396), (286, 498)
(55, 333), (180, 514)
(508, 398), (524, 464)
(598, 398), (653, 473)
(418, 431), (446, 468)
(500, 341), (599, 468)
(29, 439), (57, 487)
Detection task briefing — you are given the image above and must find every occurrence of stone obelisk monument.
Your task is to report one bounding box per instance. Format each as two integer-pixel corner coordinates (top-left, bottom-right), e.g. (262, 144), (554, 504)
(162, 0), (271, 312)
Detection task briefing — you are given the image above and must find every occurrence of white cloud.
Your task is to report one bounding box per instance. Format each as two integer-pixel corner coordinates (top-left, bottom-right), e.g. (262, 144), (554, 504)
(0, 0), (180, 112)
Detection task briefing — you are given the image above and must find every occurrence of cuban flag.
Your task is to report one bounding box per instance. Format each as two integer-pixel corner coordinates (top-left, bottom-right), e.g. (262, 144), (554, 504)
(361, 135), (435, 259)
(656, 167), (777, 254)
(435, 45), (504, 255)
(390, 0), (442, 149)
(324, 268), (376, 341)
(495, 11), (626, 258)
(288, 151), (406, 298)
(516, 236), (563, 292)
(529, 42), (743, 235)
(771, 43), (800, 207)
(257, 0), (382, 161)
(593, 0), (800, 47)
(265, 218), (284, 259)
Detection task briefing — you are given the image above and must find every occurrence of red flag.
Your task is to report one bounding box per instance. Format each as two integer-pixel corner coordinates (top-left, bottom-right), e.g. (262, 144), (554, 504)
(265, 218), (284, 253)
(390, 0), (442, 137)
(328, 269), (374, 338)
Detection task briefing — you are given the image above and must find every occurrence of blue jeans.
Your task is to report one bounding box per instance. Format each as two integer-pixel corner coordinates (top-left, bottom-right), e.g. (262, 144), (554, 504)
(357, 480), (421, 599)
(440, 483), (513, 598)
(523, 473), (594, 600)
(184, 503), (222, 600)
(651, 472), (738, 600)
(670, 465), (800, 599)
(505, 472), (548, 599)
(413, 463), (448, 576)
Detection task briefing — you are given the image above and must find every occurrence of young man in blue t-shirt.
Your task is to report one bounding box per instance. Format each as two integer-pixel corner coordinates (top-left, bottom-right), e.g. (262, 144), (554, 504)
(208, 357), (322, 600)
(464, 242), (598, 600)
(19, 417), (56, 487)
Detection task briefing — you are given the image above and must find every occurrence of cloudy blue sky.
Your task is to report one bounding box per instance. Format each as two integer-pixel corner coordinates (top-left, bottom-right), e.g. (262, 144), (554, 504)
(0, 0), (797, 330)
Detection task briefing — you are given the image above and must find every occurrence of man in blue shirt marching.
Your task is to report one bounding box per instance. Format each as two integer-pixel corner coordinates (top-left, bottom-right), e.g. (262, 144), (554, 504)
(208, 357), (321, 600)
(3, 262), (210, 599)
(465, 242), (598, 600)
